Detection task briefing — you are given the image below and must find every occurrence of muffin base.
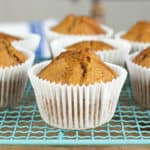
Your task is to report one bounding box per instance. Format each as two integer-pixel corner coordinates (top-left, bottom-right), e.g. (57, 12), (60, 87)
(126, 52), (150, 109)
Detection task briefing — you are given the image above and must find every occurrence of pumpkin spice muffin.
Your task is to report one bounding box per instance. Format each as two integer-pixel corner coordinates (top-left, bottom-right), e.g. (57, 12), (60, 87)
(66, 40), (114, 52)
(0, 39), (34, 109)
(38, 50), (117, 85)
(133, 47), (150, 68)
(51, 15), (106, 35)
(116, 21), (150, 52)
(0, 32), (21, 42)
(126, 47), (150, 109)
(0, 32), (40, 53)
(51, 37), (131, 66)
(46, 15), (114, 53)
(29, 49), (127, 129)
(0, 39), (26, 67)
(121, 21), (150, 43)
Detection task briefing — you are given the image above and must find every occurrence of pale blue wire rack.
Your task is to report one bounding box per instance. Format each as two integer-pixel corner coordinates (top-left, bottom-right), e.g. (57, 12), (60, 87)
(0, 57), (150, 145)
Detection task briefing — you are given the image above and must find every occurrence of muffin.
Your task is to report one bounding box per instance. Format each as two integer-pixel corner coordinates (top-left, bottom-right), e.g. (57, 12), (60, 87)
(0, 32), (21, 42)
(51, 15), (106, 35)
(51, 37), (131, 66)
(0, 39), (34, 109)
(126, 47), (150, 109)
(0, 31), (40, 52)
(116, 21), (150, 52)
(45, 15), (114, 54)
(28, 50), (127, 129)
(122, 21), (150, 43)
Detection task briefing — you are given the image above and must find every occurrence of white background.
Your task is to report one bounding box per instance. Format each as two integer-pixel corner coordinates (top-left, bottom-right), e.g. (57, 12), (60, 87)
(0, 0), (150, 31)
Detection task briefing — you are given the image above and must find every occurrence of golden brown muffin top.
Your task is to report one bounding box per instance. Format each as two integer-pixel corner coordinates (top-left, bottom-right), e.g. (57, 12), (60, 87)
(122, 21), (150, 42)
(38, 50), (117, 85)
(0, 39), (26, 67)
(51, 15), (106, 35)
(0, 32), (21, 42)
(133, 47), (150, 68)
(66, 40), (114, 52)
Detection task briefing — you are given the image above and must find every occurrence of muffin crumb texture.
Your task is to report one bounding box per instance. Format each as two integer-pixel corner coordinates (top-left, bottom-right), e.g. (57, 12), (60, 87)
(0, 39), (26, 67)
(51, 15), (106, 35)
(66, 40), (114, 52)
(133, 47), (150, 68)
(0, 32), (21, 42)
(122, 21), (150, 42)
(38, 50), (117, 85)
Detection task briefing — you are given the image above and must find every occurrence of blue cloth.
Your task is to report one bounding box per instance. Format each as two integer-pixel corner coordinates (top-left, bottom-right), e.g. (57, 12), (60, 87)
(30, 22), (46, 57)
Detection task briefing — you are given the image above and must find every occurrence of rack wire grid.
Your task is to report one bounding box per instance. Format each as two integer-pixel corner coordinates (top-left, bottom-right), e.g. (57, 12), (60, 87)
(0, 57), (150, 146)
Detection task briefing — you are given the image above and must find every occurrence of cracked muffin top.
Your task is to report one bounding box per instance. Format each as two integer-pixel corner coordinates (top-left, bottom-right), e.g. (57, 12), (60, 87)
(121, 21), (150, 42)
(0, 32), (21, 42)
(51, 15), (106, 35)
(66, 40), (114, 52)
(133, 47), (150, 68)
(0, 39), (26, 67)
(38, 50), (117, 85)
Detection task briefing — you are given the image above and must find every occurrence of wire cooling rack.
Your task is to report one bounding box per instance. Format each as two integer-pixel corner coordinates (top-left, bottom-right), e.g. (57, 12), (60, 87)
(0, 58), (150, 145)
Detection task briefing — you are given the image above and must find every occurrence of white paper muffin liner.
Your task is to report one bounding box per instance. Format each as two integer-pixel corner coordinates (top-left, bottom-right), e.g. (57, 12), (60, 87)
(50, 37), (131, 66)
(115, 31), (150, 53)
(44, 21), (114, 43)
(0, 31), (40, 52)
(126, 52), (150, 109)
(0, 47), (35, 110)
(28, 61), (127, 129)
